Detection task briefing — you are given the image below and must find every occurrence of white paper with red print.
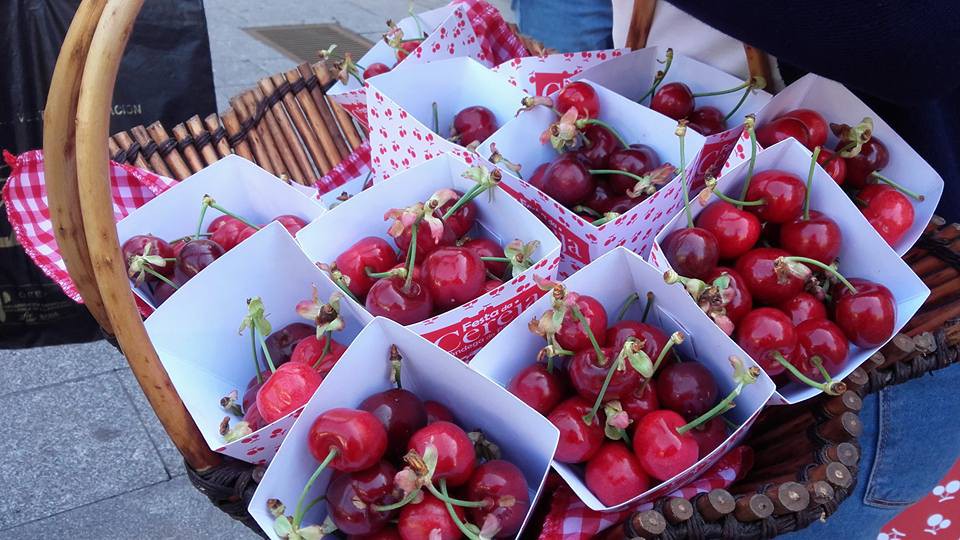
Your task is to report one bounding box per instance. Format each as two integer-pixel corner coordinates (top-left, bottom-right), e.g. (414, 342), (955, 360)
(295, 153), (562, 360)
(492, 49), (627, 97)
(477, 79), (707, 278)
(365, 56), (529, 183)
(143, 223), (369, 464)
(650, 139), (929, 404)
(115, 155), (326, 310)
(248, 316), (560, 539)
(722, 73), (943, 255)
(470, 247), (776, 511)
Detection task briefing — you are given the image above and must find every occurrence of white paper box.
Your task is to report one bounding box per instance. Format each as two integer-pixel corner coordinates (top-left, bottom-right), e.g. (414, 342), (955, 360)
(723, 73), (943, 255)
(477, 79), (707, 278)
(143, 223), (368, 463)
(366, 56), (529, 181)
(470, 247), (776, 511)
(651, 139), (930, 404)
(296, 153), (562, 359)
(492, 49), (627, 97)
(249, 317), (560, 539)
(116, 155), (326, 309)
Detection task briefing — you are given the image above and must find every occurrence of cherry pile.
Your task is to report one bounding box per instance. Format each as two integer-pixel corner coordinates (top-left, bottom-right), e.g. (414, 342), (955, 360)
(323, 12), (429, 83)
(505, 283), (756, 506)
(757, 109), (925, 246)
(121, 195), (307, 306)
(269, 346), (531, 540)
(661, 120), (897, 394)
(327, 176), (539, 325)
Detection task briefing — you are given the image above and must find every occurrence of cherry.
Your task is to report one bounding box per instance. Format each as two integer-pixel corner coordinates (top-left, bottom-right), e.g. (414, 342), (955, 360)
(695, 201), (761, 260)
(859, 184), (914, 245)
(243, 397), (264, 432)
(436, 192), (478, 239)
(243, 371), (270, 415)
(650, 82), (694, 120)
(206, 215), (237, 234)
(620, 380), (659, 423)
(423, 247), (486, 311)
(210, 219), (254, 252)
(605, 321), (669, 361)
(832, 278), (896, 348)
(735, 248), (805, 305)
(169, 237), (188, 257)
(817, 149), (847, 185)
(393, 220), (456, 261)
(290, 334), (347, 376)
(548, 396), (604, 463)
(363, 62), (391, 79)
(585, 443), (650, 505)
(265, 322), (314, 366)
(577, 124), (621, 168)
(326, 462), (398, 535)
(662, 227), (720, 280)
(349, 529), (400, 540)
(359, 388), (428, 460)
(395, 40), (421, 61)
(122, 235), (175, 277)
(556, 81), (600, 119)
(706, 267), (753, 324)
(656, 362), (719, 418)
(688, 417), (727, 459)
(452, 106), (498, 146)
(569, 346), (637, 401)
(756, 117), (810, 149)
(465, 460), (531, 537)
(150, 276), (181, 305)
(780, 109), (827, 148)
(273, 214), (308, 236)
(606, 196), (638, 215)
(398, 493), (463, 540)
(256, 362), (323, 423)
(735, 308), (796, 376)
(507, 364), (567, 414)
(408, 421), (477, 487)
(365, 277), (433, 325)
(778, 292), (827, 326)
(583, 182), (615, 214)
(555, 294), (608, 352)
(424, 400), (456, 424)
(840, 137), (889, 189)
(527, 163), (549, 191)
(308, 407), (387, 471)
(688, 107), (726, 136)
(632, 409), (698, 481)
(334, 237), (398, 298)
(779, 210), (843, 264)
(483, 279), (503, 293)
(744, 169), (807, 224)
(605, 146), (661, 195)
(792, 319), (849, 379)
(540, 154), (595, 206)
(462, 238), (506, 278)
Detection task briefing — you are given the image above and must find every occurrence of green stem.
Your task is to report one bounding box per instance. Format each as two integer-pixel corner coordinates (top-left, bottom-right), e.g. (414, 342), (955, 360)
(638, 48), (674, 103)
(442, 183), (483, 220)
(410, 4), (427, 38)
(426, 482), (488, 508)
(438, 480), (481, 540)
(572, 205), (601, 218)
(349, 70), (365, 87)
(257, 332), (277, 373)
(591, 213), (619, 226)
(366, 267), (402, 279)
(771, 352), (844, 395)
(803, 146), (821, 220)
(650, 334), (680, 377)
(711, 189), (766, 207)
(619, 428), (632, 446)
(616, 293), (640, 322)
(739, 120), (758, 206)
(577, 119), (628, 148)
(403, 218), (421, 292)
(724, 85), (753, 122)
(642, 291), (654, 323)
(208, 202), (261, 231)
(589, 169), (651, 185)
(583, 356), (623, 425)
(195, 200), (210, 240)
(480, 256), (511, 263)
(871, 172), (925, 201)
(693, 79), (751, 98)
(302, 494), (326, 516)
(293, 448), (338, 530)
(678, 382), (744, 434)
(372, 489), (421, 512)
(812, 356), (833, 383)
(432, 102), (439, 134)
(251, 329), (262, 385)
(331, 276), (361, 304)
(678, 126), (692, 228)
(311, 332), (333, 370)
(570, 305), (606, 364)
(144, 267), (179, 290)
(782, 256), (857, 293)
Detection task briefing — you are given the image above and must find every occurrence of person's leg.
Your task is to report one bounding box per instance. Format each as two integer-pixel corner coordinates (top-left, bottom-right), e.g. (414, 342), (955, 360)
(783, 362), (960, 537)
(512, 0), (613, 52)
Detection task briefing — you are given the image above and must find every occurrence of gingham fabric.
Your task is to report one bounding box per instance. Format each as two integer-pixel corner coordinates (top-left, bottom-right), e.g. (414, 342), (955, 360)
(540, 446), (754, 539)
(2, 150), (175, 303)
(315, 141), (371, 194)
(456, 0), (530, 64)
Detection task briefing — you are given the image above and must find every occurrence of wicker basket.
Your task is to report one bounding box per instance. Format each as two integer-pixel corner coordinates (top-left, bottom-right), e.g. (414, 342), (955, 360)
(41, 1), (959, 538)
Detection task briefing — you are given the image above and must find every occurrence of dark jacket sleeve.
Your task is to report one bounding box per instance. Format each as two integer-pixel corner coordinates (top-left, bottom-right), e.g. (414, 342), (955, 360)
(665, 1), (960, 105)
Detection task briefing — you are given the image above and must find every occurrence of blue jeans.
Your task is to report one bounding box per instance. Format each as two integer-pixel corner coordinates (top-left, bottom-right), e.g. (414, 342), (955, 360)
(512, 0), (613, 52)
(784, 362), (960, 538)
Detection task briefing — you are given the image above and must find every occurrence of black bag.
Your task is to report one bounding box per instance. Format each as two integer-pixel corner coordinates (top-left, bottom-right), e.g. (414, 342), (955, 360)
(0, 0), (217, 348)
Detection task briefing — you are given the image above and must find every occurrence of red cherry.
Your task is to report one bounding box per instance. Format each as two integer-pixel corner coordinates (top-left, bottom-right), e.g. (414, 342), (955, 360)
(362, 62), (391, 79)
(556, 81), (600, 119)
(840, 137), (889, 189)
(273, 214), (307, 236)
(779, 210), (843, 264)
(736, 308), (796, 376)
(335, 236), (397, 298)
(706, 267), (753, 324)
(756, 117), (810, 148)
(688, 417), (728, 458)
(632, 409), (699, 481)
(151, 277), (180, 305)
(436, 191), (478, 239)
(656, 362), (719, 418)
(308, 408), (387, 471)
(424, 401), (455, 424)
(620, 380), (659, 423)
(243, 397), (264, 431)
(265, 322), (314, 366)
(256, 363), (323, 423)
(780, 109), (827, 149)
(778, 292), (827, 326)
(290, 334), (347, 377)
(662, 227), (720, 280)
(465, 460), (531, 537)
(482, 279), (503, 293)
(569, 346), (637, 401)
(326, 461), (398, 535)
(398, 493), (463, 540)
(736, 248), (804, 305)
(695, 201), (761, 260)
(360, 388), (428, 460)
(586, 443), (650, 505)
(393, 220), (456, 260)
(395, 40), (421, 61)
(452, 106), (498, 146)
(745, 170), (807, 224)
(408, 421), (477, 487)
(688, 106), (727, 136)
(650, 82), (694, 120)
(548, 396), (604, 463)
(461, 238), (506, 278)
(582, 181), (615, 214)
(169, 237), (188, 257)
(792, 319), (849, 379)
(606, 196), (638, 215)
(243, 371), (271, 415)
(206, 215), (237, 234)
(555, 294), (608, 352)
(349, 529), (400, 540)
(605, 321), (669, 360)
(527, 163), (549, 191)
(365, 277), (433, 325)
(507, 364), (567, 414)
(817, 149), (847, 185)
(859, 184), (914, 246)
(210, 219), (254, 251)
(540, 154), (596, 207)
(422, 246), (486, 311)
(577, 124), (621, 168)
(832, 278), (896, 348)
(605, 146), (661, 195)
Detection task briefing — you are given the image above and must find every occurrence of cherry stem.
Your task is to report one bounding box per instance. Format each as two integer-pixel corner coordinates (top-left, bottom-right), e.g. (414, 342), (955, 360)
(331, 276), (361, 304)
(426, 482), (488, 508)
(480, 256), (511, 263)
(678, 381), (745, 434)
(302, 494), (326, 516)
(349, 70), (365, 87)
(812, 356), (833, 384)
(642, 291), (655, 323)
(432, 102), (439, 134)
(311, 332), (333, 370)
(616, 293), (640, 322)
(208, 201), (261, 231)
(257, 331), (277, 373)
(724, 81), (757, 122)
(711, 187), (766, 207)
(693, 79), (752, 98)
(144, 267), (179, 290)
(372, 489), (421, 512)
(782, 256), (857, 293)
(619, 428), (632, 446)
(676, 124), (692, 228)
(403, 218), (421, 292)
(871, 172), (925, 201)
(577, 119), (629, 148)
(366, 267), (403, 279)
(438, 480), (482, 540)
(638, 48), (674, 103)
(570, 305), (606, 365)
(583, 353), (624, 425)
(250, 329), (262, 385)
(772, 352), (845, 395)
(442, 183), (483, 220)
(591, 213), (619, 226)
(589, 169), (651, 186)
(650, 334), (681, 377)
(573, 205), (601, 218)
(804, 146), (821, 220)
(410, 4), (427, 38)
(293, 448), (338, 530)
(739, 117), (758, 207)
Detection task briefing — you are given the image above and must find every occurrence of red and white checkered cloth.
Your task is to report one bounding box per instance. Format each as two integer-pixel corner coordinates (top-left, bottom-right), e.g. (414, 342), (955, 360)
(2, 149), (175, 303)
(540, 446), (754, 539)
(455, 0), (530, 65)
(315, 141), (371, 195)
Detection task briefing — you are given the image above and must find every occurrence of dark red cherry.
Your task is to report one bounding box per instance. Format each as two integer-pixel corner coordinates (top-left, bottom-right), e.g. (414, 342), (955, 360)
(840, 137), (889, 189)
(656, 362), (719, 418)
(605, 146), (661, 195)
(349, 528), (400, 540)
(363, 62), (391, 79)
(859, 184), (914, 246)
(335, 236), (397, 298)
(273, 214), (308, 236)
(540, 154), (596, 207)
(585, 443), (650, 505)
(461, 238), (506, 278)
(605, 321), (669, 361)
(735, 308), (796, 376)
(122, 234), (175, 277)
(436, 192), (478, 238)
(662, 227), (720, 280)
(453, 105), (498, 146)
(779, 208), (844, 263)
(606, 196), (638, 215)
(243, 371), (271, 415)
(632, 409), (698, 481)
(527, 163), (549, 191)
(569, 346), (637, 401)
(548, 396), (604, 463)
(817, 149), (847, 185)
(326, 461), (398, 535)
(365, 277), (434, 325)
(584, 181), (615, 214)
(688, 106), (726, 136)
(688, 417), (728, 458)
(174, 238), (224, 281)
(745, 169), (807, 224)
(706, 267), (753, 325)
(780, 109), (827, 148)
(256, 362), (322, 423)
(359, 389), (428, 460)
(465, 460), (531, 537)
(424, 400), (455, 424)
(423, 246), (486, 311)
(307, 408), (388, 471)
(408, 421), (476, 487)
(577, 124), (621, 168)
(483, 279), (503, 293)
(265, 322), (314, 367)
(792, 319), (849, 379)
(398, 493), (463, 540)
(831, 278), (896, 348)
(650, 82), (694, 120)
(620, 380), (659, 423)
(695, 201), (761, 260)
(507, 364), (567, 414)
(555, 294), (608, 352)
(778, 292), (827, 326)
(735, 247), (804, 305)
(756, 117), (810, 149)
(393, 219), (456, 260)
(243, 398), (264, 432)
(151, 277), (180, 305)
(556, 81), (600, 119)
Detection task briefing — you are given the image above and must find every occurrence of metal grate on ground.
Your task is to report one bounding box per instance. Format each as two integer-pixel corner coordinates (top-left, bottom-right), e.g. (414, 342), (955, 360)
(245, 24), (375, 64)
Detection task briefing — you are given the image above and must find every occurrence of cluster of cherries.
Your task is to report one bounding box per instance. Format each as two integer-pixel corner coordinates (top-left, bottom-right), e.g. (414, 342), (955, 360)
(327, 176), (538, 325)
(661, 120), (896, 393)
(121, 196), (306, 306)
(270, 347), (531, 540)
(518, 81), (676, 226)
(506, 283), (756, 506)
(325, 12), (427, 83)
(756, 108), (924, 245)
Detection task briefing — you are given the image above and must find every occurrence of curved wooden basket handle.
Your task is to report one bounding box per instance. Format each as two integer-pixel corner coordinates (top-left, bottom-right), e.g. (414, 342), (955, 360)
(69, 0), (219, 471)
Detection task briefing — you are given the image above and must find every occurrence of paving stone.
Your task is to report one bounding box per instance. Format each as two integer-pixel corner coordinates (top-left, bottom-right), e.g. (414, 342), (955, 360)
(2, 475), (257, 539)
(0, 340), (126, 397)
(0, 374), (167, 530)
(114, 369), (186, 478)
